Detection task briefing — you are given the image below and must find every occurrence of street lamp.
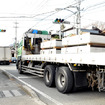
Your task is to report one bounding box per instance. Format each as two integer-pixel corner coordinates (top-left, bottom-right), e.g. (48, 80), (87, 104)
(55, 8), (76, 14)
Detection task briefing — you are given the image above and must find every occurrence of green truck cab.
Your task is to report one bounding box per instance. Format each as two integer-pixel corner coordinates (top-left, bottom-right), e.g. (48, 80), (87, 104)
(16, 40), (23, 69)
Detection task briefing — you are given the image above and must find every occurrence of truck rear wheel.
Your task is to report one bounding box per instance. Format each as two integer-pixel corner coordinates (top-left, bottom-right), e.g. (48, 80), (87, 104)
(55, 67), (73, 93)
(18, 61), (23, 74)
(44, 65), (56, 87)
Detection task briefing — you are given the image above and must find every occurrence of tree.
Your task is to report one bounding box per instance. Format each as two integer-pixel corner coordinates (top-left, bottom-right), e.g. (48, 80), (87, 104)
(92, 21), (105, 31)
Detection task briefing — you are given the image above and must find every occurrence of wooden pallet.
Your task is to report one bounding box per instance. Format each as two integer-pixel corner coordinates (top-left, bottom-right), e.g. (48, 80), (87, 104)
(63, 43), (105, 48)
(41, 46), (62, 50)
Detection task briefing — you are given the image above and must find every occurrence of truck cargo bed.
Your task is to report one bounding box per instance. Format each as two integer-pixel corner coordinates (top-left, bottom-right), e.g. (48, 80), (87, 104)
(22, 53), (105, 66)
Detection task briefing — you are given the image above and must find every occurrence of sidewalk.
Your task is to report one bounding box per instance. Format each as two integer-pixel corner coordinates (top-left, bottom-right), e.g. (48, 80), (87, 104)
(0, 70), (46, 105)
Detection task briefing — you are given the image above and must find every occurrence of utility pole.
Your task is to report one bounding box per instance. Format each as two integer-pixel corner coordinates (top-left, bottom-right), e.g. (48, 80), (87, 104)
(14, 21), (19, 57)
(55, 0), (81, 35)
(76, 0), (81, 35)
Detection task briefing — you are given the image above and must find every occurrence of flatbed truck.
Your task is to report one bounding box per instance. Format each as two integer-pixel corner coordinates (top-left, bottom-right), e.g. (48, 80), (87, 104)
(16, 30), (105, 93)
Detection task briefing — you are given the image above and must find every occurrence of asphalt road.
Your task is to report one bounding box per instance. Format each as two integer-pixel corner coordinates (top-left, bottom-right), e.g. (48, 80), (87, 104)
(0, 63), (105, 105)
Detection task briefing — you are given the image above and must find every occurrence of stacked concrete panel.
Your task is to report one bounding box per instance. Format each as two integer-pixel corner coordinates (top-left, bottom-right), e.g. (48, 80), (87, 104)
(41, 39), (62, 49)
(62, 33), (105, 46)
(61, 33), (105, 54)
(40, 39), (62, 54)
(62, 35), (80, 46)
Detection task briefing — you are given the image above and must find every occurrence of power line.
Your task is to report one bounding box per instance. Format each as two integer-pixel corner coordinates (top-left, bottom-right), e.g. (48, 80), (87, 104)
(31, 0), (48, 13)
(83, 4), (105, 13)
(0, 11), (56, 19)
(36, 0), (49, 12)
(81, 3), (105, 18)
(30, 11), (58, 29)
(65, 0), (85, 9)
(32, 10), (55, 18)
(83, 1), (105, 12)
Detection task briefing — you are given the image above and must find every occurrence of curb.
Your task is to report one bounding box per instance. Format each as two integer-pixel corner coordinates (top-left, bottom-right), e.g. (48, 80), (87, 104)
(1, 69), (47, 105)
(20, 85), (47, 105)
(2, 69), (14, 80)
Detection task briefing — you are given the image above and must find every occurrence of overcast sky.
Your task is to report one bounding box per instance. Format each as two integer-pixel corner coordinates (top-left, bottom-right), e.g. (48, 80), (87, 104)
(0, 0), (105, 46)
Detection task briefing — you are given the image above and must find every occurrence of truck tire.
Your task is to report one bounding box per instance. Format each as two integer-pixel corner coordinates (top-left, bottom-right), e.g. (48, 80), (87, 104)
(55, 67), (73, 93)
(6, 61), (10, 65)
(44, 65), (56, 87)
(18, 61), (23, 74)
(16, 60), (18, 69)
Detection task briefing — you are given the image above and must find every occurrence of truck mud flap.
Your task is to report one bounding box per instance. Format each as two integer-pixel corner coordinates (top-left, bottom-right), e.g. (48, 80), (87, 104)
(73, 71), (88, 88)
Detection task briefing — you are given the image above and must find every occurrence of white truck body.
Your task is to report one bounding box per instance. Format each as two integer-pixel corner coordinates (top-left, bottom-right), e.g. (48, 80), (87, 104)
(22, 53), (105, 66)
(0, 46), (11, 64)
(17, 32), (105, 93)
(22, 33), (105, 66)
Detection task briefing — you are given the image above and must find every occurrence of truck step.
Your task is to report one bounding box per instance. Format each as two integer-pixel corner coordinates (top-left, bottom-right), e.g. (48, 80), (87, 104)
(22, 65), (44, 77)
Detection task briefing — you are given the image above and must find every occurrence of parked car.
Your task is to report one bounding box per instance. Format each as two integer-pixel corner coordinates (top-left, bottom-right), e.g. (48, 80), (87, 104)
(11, 57), (17, 63)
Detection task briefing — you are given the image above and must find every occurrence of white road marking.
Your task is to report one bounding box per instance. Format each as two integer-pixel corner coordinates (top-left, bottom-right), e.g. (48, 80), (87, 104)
(18, 76), (37, 79)
(11, 90), (22, 96)
(3, 70), (63, 105)
(3, 90), (13, 97)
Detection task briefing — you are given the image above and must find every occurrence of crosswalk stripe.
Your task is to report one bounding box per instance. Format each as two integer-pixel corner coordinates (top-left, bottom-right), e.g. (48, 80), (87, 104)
(2, 90), (13, 97)
(0, 92), (2, 98)
(11, 90), (22, 96)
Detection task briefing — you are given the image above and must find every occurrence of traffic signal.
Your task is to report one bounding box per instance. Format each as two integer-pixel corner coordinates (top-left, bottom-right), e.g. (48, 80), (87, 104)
(54, 18), (64, 23)
(0, 29), (6, 32)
